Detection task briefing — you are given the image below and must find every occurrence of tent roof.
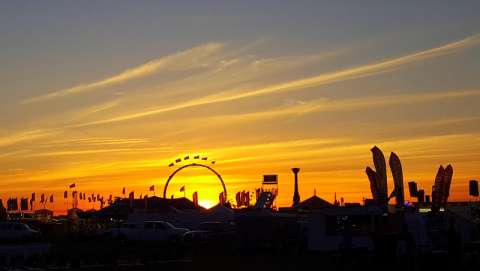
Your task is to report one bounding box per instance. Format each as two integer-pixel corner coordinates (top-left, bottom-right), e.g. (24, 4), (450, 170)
(298, 195), (333, 210)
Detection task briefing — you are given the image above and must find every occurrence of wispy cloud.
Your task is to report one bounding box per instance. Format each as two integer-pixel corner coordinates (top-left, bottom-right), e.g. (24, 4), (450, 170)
(77, 35), (480, 126)
(22, 43), (224, 104)
(209, 89), (480, 123)
(0, 129), (57, 148)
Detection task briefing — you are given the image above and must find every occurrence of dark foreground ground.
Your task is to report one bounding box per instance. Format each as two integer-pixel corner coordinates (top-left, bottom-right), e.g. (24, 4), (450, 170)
(1, 237), (480, 271)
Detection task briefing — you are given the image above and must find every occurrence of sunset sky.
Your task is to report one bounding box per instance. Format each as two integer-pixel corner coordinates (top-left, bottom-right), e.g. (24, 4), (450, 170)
(1, 1), (480, 212)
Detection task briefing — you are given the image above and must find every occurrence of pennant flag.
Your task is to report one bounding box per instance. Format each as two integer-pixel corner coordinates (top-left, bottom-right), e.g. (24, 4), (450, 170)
(21, 198), (29, 211)
(192, 191), (198, 207)
(169, 163), (174, 167)
(40, 194), (45, 203)
(49, 195), (54, 203)
(31, 193), (36, 202)
(202, 157), (208, 160)
(211, 161), (216, 164)
(69, 183), (76, 188)
(235, 192), (241, 207)
(129, 191), (134, 208)
(180, 186), (185, 192)
(13, 198), (18, 211)
(64, 191), (68, 199)
(219, 192), (225, 205)
(175, 158), (181, 163)
(149, 185), (155, 192)
(194, 155), (200, 159)
(184, 155), (190, 160)
(88, 197), (91, 203)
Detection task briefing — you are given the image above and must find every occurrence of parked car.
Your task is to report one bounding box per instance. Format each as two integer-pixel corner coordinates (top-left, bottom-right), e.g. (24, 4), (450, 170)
(183, 221), (236, 244)
(103, 221), (189, 243)
(0, 222), (41, 242)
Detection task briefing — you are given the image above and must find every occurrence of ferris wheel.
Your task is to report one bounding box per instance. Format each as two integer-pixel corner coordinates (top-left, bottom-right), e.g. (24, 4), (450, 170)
(163, 156), (227, 201)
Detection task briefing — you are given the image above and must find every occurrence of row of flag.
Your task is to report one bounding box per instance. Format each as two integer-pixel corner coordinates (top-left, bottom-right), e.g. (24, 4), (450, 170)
(3, 194), (54, 211)
(168, 156), (215, 167)
(2, 182), (232, 211)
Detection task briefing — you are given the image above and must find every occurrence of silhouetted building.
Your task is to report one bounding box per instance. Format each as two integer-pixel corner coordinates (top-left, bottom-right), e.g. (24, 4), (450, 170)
(292, 168), (300, 207)
(298, 195), (332, 210)
(469, 180), (479, 197)
(408, 181), (418, 197)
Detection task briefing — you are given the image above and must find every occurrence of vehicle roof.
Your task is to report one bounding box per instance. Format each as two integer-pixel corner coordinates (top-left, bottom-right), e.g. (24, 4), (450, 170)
(0, 221), (26, 224)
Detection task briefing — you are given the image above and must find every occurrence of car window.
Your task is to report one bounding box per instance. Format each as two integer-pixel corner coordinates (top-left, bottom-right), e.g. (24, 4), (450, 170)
(163, 222), (174, 229)
(155, 223), (166, 230)
(144, 223), (154, 229)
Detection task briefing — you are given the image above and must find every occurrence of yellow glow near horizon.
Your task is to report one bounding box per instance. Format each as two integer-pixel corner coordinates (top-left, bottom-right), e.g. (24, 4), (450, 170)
(198, 199), (216, 209)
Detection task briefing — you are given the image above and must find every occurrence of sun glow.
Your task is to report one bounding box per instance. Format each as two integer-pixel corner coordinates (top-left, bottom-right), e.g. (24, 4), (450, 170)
(198, 199), (216, 209)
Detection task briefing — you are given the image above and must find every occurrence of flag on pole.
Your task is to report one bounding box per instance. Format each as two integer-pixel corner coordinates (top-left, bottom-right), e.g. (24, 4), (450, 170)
(20, 198), (28, 211)
(49, 195), (54, 203)
(219, 192), (225, 205)
(192, 192), (198, 207)
(180, 186), (185, 192)
(13, 198), (18, 211)
(129, 191), (134, 208)
(194, 155), (200, 159)
(69, 183), (76, 188)
(184, 155), (190, 160)
(64, 191), (68, 198)
(40, 194), (45, 203)
(149, 185), (154, 192)
(122, 187), (126, 195)
(175, 158), (181, 163)
(31, 193), (36, 201)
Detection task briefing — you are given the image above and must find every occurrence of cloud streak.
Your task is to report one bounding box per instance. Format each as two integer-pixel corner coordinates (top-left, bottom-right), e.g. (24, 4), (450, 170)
(0, 129), (57, 148)
(23, 43), (224, 104)
(77, 34), (480, 126)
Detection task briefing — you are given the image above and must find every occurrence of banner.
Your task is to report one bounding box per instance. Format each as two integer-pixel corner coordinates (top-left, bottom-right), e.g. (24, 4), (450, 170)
(263, 175), (278, 184)
(366, 166), (378, 202)
(371, 146), (388, 204)
(389, 152), (405, 206)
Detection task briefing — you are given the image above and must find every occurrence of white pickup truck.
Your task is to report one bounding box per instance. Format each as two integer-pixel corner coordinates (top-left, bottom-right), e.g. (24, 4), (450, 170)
(104, 221), (189, 243)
